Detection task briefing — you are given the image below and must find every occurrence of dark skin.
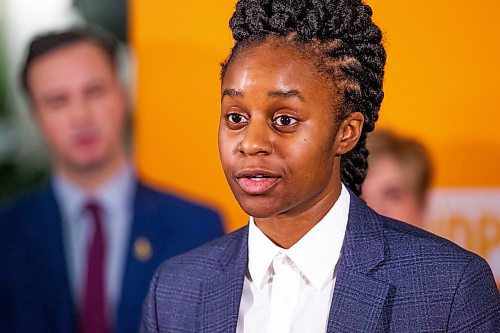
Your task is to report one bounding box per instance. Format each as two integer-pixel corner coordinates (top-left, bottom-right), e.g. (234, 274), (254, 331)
(219, 40), (363, 248)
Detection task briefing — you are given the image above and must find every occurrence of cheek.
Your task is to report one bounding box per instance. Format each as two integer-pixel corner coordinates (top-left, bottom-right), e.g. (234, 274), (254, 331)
(284, 135), (335, 187)
(37, 114), (71, 146)
(218, 131), (234, 171)
(103, 98), (124, 121)
(398, 195), (422, 214)
(97, 100), (126, 136)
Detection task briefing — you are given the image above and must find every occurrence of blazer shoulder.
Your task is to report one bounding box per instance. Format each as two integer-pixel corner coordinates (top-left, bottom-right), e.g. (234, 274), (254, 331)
(135, 182), (225, 240)
(0, 185), (53, 230)
(136, 182), (222, 220)
(382, 217), (499, 331)
(0, 185), (47, 213)
(141, 227), (247, 332)
(377, 214), (497, 294)
(382, 215), (478, 262)
(155, 226), (247, 283)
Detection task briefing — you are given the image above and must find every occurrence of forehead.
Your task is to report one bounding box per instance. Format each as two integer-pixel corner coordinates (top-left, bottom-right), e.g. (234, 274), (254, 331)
(222, 41), (335, 95)
(27, 41), (115, 94)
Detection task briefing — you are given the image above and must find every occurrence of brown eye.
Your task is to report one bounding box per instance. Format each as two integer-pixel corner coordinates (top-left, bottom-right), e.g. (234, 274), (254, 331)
(274, 115), (297, 126)
(227, 113), (248, 124)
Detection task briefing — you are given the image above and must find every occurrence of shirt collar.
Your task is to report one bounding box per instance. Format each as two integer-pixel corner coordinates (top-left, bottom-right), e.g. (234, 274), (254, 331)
(247, 184), (350, 291)
(52, 163), (136, 223)
(53, 173), (86, 224)
(93, 163), (135, 219)
(247, 217), (284, 289)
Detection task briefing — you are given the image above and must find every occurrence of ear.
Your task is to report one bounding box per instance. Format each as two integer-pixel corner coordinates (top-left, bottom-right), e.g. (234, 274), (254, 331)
(335, 111), (364, 155)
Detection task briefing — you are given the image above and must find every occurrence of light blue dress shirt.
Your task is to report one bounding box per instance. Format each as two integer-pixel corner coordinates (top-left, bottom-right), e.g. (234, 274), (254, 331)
(52, 164), (135, 322)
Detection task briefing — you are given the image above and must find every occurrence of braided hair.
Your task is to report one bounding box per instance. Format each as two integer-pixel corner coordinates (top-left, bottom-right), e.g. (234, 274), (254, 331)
(221, 0), (386, 196)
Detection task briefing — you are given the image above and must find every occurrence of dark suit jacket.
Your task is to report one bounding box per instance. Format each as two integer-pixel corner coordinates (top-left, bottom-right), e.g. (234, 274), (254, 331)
(0, 182), (224, 333)
(141, 192), (500, 332)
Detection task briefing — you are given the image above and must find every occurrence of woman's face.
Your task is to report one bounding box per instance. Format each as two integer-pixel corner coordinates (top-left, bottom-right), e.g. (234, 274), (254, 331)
(219, 41), (361, 219)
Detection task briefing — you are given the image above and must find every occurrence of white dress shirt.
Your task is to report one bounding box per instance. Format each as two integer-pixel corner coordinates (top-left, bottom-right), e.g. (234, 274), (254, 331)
(236, 184), (350, 333)
(52, 163), (135, 322)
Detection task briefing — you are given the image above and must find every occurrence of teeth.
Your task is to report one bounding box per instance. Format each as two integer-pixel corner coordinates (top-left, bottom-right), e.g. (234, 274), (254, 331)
(250, 175), (267, 181)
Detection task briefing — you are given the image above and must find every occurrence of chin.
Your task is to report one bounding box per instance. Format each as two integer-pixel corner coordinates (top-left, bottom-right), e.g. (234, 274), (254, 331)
(236, 196), (281, 218)
(69, 155), (108, 173)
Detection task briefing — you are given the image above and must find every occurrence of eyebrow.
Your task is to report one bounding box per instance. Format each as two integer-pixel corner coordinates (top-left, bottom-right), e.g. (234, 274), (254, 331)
(221, 88), (305, 102)
(268, 89), (305, 102)
(221, 88), (243, 99)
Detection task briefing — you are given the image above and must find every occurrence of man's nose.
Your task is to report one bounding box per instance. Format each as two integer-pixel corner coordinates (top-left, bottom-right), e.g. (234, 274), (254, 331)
(71, 98), (93, 122)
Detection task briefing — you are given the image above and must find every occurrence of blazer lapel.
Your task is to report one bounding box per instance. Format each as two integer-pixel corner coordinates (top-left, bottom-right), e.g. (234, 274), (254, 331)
(200, 227), (248, 333)
(117, 182), (166, 333)
(327, 269), (390, 332)
(39, 186), (76, 332)
(327, 192), (390, 333)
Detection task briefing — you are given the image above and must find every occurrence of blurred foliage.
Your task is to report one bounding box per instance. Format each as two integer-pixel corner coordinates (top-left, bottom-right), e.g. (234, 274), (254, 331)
(0, 162), (50, 204)
(73, 0), (128, 43)
(0, 7), (50, 205)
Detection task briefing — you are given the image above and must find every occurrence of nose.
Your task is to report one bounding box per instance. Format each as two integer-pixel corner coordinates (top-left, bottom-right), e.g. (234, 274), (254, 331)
(71, 98), (93, 123)
(238, 119), (273, 156)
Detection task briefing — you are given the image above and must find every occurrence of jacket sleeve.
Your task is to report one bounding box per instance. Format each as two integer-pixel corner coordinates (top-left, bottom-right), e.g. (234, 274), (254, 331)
(447, 256), (500, 332)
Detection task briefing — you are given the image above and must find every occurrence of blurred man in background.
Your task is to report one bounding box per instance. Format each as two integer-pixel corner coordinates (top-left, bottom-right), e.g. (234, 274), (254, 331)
(362, 130), (433, 228)
(0, 28), (224, 333)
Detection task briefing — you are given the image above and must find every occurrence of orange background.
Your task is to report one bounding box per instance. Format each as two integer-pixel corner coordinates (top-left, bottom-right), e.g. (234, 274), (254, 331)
(131, 0), (500, 231)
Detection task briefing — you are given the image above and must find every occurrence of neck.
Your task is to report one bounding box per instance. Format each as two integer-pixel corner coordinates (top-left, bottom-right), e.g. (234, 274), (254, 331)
(55, 151), (128, 194)
(255, 183), (342, 249)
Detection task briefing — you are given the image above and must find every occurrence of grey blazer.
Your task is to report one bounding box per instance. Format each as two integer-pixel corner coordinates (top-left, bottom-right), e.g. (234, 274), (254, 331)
(141, 192), (500, 332)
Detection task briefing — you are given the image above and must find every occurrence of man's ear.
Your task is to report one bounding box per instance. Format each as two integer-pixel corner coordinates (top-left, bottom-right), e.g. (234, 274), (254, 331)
(335, 112), (364, 155)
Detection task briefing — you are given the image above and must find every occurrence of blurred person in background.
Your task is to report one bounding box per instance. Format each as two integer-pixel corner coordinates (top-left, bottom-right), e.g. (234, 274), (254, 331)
(0, 28), (224, 333)
(362, 130), (433, 228)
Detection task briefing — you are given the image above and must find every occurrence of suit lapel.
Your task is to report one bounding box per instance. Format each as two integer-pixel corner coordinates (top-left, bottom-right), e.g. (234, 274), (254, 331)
(327, 192), (390, 333)
(39, 186), (76, 332)
(200, 228), (248, 333)
(327, 269), (390, 332)
(117, 183), (160, 333)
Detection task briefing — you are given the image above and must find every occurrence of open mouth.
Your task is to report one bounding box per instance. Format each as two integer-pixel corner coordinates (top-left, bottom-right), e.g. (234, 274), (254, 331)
(235, 172), (281, 195)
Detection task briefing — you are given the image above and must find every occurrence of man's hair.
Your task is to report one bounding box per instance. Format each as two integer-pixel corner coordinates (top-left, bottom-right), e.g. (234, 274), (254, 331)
(21, 27), (119, 96)
(366, 130), (433, 205)
(221, 0), (386, 196)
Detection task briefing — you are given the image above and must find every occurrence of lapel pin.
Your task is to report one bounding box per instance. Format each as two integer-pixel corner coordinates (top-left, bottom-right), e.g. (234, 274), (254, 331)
(134, 237), (153, 262)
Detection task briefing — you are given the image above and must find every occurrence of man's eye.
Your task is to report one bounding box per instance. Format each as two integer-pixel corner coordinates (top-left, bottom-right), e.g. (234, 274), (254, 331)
(274, 115), (297, 126)
(86, 86), (105, 98)
(44, 96), (67, 109)
(227, 113), (247, 124)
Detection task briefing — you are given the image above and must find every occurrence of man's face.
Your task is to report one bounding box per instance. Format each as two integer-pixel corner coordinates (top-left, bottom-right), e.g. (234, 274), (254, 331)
(219, 41), (348, 220)
(27, 41), (126, 174)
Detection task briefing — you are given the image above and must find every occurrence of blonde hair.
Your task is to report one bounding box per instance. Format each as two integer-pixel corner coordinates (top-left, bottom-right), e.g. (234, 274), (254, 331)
(366, 130), (433, 205)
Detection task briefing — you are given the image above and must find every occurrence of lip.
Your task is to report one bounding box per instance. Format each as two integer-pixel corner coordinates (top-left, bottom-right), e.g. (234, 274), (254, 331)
(234, 168), (281, 195)
(73, 129), (99, 147)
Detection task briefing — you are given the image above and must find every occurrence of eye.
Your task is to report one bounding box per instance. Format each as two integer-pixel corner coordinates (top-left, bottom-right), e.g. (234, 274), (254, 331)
(86, 85), (106, 98)
(273, 115), (297, 126)
(227, 113), (248, 124)
(44, 95), (68, 110)
(383, 187), (404, 201)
